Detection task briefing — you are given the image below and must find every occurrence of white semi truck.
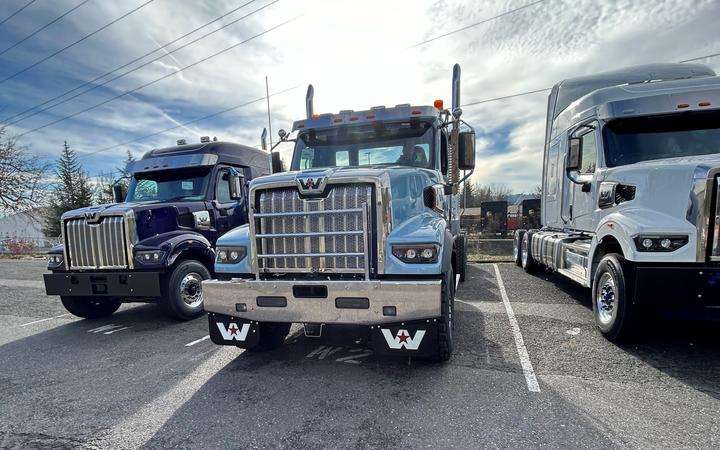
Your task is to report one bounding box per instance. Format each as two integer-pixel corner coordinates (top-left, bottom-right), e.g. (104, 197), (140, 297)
(513, 63), (720, 341)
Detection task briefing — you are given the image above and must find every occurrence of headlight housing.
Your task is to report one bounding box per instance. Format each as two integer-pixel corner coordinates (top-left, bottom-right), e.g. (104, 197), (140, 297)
(633, 235), (688, 252)
(134, 250), (166, 265)
(47, 254), (64, 269)
(392, 244), (438, 263)
(216, 246), (247, 264)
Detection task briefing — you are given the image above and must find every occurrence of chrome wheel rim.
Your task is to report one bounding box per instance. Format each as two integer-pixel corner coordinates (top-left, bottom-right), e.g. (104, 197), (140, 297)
(179, 272), (204, 308)
(596, 272), (617, 327)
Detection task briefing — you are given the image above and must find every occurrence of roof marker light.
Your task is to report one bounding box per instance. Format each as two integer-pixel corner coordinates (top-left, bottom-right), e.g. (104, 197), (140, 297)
(677, 103), (690, 109)
(349, 116), (359, 121)
(366, 114), (376, 119)
(312, 114), (320, 119)
(333, 117), (343, 123)
(699, 101), (711, 107)
(434, 99), (444, 109)
(411, 110), (422, 115)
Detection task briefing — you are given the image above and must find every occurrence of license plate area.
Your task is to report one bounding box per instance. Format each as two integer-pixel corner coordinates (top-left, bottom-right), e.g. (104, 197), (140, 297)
(292, 285), (327, 298)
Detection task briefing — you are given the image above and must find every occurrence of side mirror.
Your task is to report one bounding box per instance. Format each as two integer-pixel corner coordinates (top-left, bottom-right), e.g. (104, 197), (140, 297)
(567, 137), (582, 171)
(112, 184), (125, 203)
(278, 129), (287, 140)
(271, 151), (284, 173)
(228, 173), (243, 200)
(458, 131), (475, 170)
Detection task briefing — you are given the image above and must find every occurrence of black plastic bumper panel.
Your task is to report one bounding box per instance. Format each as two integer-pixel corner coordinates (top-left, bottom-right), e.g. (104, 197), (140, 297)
(43, 272), (161, 297)
(634, 266), (720, 307)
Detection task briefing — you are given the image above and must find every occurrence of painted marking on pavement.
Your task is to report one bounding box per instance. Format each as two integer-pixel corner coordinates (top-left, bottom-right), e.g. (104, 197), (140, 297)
(0, 278), (43, 289)
(104, 326), (131, 335)
(20, 313), (70, 327)
(185, 335), (210, 347)
(88, 324), (125, 334)
(493, 263), (541, 393)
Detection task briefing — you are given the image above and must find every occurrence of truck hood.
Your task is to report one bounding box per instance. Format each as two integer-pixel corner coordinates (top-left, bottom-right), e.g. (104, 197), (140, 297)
(250, 166), (444, 225)
(61, 201), (207, 241)
(604, 154), (720, 220)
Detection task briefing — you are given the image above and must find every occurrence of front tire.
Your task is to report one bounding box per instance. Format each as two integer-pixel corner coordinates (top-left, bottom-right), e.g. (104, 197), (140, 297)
(457, 233), (468, 283)
(61, 296), (121, 319)
(434, 267), (455, 362)
(513, 230), (526, 267)
(160, 260), (211, 321)
(592, 253), (638, 342)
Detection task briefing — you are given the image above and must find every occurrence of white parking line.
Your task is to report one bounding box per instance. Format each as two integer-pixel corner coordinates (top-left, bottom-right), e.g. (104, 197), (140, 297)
(20, 313), (70, 327)
(185, 335), (210, 347)
(103, 326), (131, 335)
(493, 263), (540, 393)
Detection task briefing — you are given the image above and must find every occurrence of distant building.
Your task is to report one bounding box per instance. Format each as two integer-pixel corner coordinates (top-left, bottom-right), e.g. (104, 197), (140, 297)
(0, 210), (55, 251)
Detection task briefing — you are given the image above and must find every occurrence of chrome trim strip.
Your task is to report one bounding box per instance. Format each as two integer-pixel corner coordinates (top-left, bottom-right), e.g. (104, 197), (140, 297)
(256, 231), (364, 238)
(253, 208), (364, 218)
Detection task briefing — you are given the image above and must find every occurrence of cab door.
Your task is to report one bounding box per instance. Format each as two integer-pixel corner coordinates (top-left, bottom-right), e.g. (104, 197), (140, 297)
(211, 166), (247, 239)
(569, 124), (599, 231)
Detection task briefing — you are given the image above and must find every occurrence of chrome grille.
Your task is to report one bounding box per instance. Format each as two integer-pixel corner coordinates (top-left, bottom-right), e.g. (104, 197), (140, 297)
(254, 184), (372, 274)
(65, 216), (128, 269)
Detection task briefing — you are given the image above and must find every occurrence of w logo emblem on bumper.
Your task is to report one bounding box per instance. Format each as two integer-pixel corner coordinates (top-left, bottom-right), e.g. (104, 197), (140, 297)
(381, 329), (426, 350)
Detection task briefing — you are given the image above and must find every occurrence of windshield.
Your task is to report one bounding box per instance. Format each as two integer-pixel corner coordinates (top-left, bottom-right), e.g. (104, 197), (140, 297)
(126, 167), (212, 202)
(603, 110), (720, 167)
(291, 121), (435, 170)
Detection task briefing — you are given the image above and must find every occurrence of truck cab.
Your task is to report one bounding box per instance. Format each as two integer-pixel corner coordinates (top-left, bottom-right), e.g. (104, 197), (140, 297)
(44, 139), (269, 320)
(513, 63), (720, 341)
(202, 65), (475, 361)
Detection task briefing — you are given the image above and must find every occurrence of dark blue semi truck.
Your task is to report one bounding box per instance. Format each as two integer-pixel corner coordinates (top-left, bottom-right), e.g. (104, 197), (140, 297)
(43, 139), (270, 320)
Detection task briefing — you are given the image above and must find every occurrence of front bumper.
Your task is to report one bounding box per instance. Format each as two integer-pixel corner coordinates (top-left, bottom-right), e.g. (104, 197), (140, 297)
(634, 265), (720, 307)
(43, 271), (162, 297)
(202, 278), (442, 324)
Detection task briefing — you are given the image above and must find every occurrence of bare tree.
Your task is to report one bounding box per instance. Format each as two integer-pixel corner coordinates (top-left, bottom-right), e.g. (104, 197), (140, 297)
(0, 126), (47, 215)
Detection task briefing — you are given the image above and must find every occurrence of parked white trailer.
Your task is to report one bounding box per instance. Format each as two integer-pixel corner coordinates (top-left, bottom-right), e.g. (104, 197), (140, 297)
(513, 63), (720, 341)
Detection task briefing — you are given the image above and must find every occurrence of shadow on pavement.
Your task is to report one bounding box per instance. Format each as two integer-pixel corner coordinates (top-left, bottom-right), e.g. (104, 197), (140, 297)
(0, 304), (215, 448)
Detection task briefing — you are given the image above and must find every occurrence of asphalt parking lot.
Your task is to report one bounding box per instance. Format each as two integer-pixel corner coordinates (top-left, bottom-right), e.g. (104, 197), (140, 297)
(1, 259), (719, 448)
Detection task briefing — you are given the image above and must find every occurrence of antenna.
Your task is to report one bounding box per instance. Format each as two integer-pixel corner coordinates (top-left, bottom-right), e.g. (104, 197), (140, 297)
(306, 84), (314, 119)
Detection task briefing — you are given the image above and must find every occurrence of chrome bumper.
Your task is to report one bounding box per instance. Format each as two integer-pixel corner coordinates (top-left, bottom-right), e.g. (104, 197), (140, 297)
(202, 279), (442, 324)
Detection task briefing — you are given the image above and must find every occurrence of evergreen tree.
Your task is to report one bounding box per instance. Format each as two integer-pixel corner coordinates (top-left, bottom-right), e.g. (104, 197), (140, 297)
(43, 141), (94, 237)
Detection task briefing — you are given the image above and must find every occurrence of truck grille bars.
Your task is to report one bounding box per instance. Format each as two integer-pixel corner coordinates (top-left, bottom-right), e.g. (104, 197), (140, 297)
(65, 216), (129, 269)
(254, 184), (373, 276)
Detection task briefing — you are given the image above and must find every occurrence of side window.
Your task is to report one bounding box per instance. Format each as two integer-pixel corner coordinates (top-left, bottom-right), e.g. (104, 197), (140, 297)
(335, 150), (349, 166)
(440, 131), (448, 175)
(580, 129), (597, 173)
(216, 169), (232, 203)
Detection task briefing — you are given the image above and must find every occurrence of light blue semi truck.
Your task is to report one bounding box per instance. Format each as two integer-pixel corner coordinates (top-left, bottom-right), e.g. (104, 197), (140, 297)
(201, 65), (475, 361)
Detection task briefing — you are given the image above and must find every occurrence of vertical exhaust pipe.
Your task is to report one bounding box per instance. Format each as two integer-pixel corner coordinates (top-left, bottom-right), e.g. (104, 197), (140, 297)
(451, 63), (461, 114)
(261, 127), (268, 151)
(450, 64), (462, 191)
(306, 84), (314, 119)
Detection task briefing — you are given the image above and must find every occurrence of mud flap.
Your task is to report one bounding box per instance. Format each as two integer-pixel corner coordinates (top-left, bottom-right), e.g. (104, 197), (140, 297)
(369, 318), (440, 358)
(208, 312), (260, 349)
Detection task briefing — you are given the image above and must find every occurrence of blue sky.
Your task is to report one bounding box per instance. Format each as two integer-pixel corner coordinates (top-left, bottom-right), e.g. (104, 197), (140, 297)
(1, 0), (719, 192)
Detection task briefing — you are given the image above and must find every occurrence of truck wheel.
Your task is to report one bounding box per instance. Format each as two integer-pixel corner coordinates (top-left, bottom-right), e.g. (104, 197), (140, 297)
(513, 230), (526, 267)
(435, 267), (455, 362)
(248, 322), (291, 352)
(457, 233), (468, 283)
(592, 253), (638, 342)
(160, 260), (211, 321)
(521, 231), (538, 273)
(60, 296), (121, 319)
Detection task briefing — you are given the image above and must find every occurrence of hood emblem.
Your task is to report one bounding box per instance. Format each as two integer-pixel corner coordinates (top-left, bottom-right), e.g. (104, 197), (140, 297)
(84, 211), (102, 224)
(296, 174), (327, 195)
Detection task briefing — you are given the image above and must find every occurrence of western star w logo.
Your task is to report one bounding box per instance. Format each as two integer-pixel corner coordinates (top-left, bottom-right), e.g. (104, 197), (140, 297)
(296, 174), (326, 194)
(381, 329), (426, 350)
(216, 322), (250, 341)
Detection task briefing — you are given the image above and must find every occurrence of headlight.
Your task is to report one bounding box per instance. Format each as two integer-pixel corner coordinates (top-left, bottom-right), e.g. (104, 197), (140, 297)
(47, 254), (64, 269)
(134, 250), (166, 264)
(633, 235), (688, 252)
(216, 246), (246, 264)
(392, 244), (438, 263)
